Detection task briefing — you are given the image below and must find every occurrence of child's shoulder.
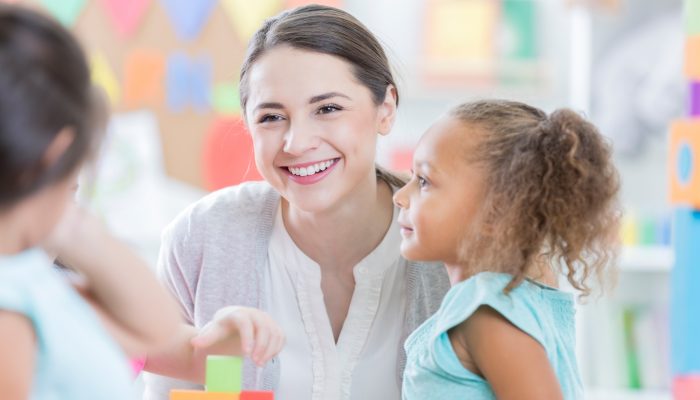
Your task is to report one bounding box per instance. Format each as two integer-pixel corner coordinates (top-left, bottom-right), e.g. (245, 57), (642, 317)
(434, 272), (555, 342)
(0, 248), (55, 315)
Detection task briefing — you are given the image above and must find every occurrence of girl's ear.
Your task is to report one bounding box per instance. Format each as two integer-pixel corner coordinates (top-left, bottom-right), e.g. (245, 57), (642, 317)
(377, 85), (398, 136)
(42, 127), (75, 169)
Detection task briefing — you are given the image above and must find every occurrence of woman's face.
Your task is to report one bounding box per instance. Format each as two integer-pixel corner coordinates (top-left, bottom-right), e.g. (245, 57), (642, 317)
(244, 46), (396, 213)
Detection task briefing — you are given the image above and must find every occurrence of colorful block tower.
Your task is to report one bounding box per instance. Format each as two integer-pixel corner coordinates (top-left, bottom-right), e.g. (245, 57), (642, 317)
(170, 356), (274, 400)
(670, 0), (700, 398)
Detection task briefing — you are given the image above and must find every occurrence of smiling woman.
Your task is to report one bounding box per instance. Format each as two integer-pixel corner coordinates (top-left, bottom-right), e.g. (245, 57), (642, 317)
(142, 5), (449, 400)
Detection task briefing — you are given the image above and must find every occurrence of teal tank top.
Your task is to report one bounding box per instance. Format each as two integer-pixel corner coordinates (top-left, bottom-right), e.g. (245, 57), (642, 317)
(0, 248), (134, 399)
(403, 272), (583, 399)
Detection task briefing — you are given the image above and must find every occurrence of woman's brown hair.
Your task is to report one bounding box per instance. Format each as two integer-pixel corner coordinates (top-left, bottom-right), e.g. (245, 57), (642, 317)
(238, 4), (405, 187)
(451, 100), (620, 296)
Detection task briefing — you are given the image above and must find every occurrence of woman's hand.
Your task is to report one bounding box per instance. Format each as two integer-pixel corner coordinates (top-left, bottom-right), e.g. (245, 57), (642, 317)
(191, 306), (285, 367)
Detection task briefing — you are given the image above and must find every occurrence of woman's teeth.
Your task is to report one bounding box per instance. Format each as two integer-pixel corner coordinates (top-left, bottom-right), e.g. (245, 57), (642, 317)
(288, 159), (336, 177)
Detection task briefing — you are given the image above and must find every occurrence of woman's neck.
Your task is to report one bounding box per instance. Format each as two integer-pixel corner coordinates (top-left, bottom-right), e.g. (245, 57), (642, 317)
(282, 174), (395, 271)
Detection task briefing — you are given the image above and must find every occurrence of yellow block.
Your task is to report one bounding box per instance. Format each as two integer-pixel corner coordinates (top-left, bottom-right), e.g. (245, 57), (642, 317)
(170, 390), (240, 400)
(685, 36), (700, 79)
(669, 119), (700, 207)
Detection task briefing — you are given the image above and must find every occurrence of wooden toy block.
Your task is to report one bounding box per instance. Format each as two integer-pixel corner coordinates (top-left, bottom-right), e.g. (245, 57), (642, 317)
(206, 355), (243, 393)
(691, 81), (700, 117)
(686, 36), (700, 79)
(669, 119), (700, 207)
(170, 390), (239, 400)
(240, 391), (274, 400)
(671, 209), (700, 374)
(674, 374), (700, 400)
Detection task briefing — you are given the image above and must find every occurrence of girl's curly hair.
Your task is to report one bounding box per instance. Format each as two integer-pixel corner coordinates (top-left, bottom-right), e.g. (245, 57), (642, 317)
(451, 100), (621, 296)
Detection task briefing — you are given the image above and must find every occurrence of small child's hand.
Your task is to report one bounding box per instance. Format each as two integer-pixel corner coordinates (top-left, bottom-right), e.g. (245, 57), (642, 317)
(191, 306), (285, 367)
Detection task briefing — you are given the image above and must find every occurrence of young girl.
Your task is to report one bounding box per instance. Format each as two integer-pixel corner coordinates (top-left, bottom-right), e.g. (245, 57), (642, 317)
(0, 5), (182, 398)
(395, 100), (620, 399)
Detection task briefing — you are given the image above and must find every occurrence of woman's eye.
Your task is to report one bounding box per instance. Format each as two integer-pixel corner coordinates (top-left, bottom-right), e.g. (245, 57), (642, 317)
(317, 104), (342, 115)
(259, 114), (284, 123)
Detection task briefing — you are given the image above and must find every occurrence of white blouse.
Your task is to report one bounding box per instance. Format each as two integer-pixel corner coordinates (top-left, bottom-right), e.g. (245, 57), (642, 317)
(264, 204), (406, 400)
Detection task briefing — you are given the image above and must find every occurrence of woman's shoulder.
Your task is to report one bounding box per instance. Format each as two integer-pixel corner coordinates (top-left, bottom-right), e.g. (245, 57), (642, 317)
(192, 181), (278, 215)
(163, 181), (279, 243)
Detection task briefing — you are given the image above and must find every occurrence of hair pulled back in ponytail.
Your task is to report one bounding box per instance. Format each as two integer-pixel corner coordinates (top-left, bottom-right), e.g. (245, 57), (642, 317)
(450, 100), (620, 296)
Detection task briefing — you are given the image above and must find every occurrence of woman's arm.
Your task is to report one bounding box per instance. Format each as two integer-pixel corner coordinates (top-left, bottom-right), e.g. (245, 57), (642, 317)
(0, 311), (36, 400)
(450, 305), (563, 400)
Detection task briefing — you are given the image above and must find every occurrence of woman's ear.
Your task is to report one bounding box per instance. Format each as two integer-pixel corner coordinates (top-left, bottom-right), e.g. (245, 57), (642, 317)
(377, 85), (398, 136)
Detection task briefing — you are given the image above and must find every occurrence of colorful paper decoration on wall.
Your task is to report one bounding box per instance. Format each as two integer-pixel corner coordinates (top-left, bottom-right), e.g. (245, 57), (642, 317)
(423, 0), (497, 77)
(671, 1), (700, 396)
(675, 374), (700, 400)
(686, 0), (700, 35)
(685, 35), (700, 79)
(285, 0), (343, 8)
(166, 53), (212, 112)
(90, 52), (120, 106)
(501, 0), (537, 61)
(390, 147), (414, 173)
(691, 81), (700, 117)
(99, 0), (152, 39)
(160, 0), (217, 40)
(221, 0), (282, 41)
(39, 0), (86, 27)
(123, 49), (166, 108)
(212, 82), (242, 116)
(202, 117), (262, 191)
(669, 120), (700, 208)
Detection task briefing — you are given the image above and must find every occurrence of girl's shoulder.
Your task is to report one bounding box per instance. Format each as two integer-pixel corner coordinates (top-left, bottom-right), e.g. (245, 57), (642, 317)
(433, 272), (568, 345)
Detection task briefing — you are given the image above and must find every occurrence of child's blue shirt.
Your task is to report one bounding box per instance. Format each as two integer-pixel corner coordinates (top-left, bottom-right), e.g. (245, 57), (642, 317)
(403, 272), (583, 399)
(0, 248), (134, 399)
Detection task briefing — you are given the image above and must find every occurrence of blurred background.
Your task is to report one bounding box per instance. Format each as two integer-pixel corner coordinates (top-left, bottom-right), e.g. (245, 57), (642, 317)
(4, 0), (692, 399)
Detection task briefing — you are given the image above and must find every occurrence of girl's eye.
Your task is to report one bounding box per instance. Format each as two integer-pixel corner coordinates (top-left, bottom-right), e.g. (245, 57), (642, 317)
(317, 104), (342, 115)
(417, 176), (429, 189)
(259, 114), (284, 123)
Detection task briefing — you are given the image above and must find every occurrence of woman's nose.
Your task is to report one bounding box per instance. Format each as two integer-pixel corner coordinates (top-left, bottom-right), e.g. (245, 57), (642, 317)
(283, 119), (320, 155)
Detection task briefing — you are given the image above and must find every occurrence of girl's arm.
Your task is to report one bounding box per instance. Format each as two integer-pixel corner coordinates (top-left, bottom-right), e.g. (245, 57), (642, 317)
(450, 305), (563, 400)
(145, 306), (285, 383)
(46, 206), (182, 356)
(0, 311), (36, 400)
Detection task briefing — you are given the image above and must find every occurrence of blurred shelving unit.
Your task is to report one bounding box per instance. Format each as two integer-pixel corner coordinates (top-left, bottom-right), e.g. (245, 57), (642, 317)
(619, 246), (673, 272)
(586, 388), (672, 400)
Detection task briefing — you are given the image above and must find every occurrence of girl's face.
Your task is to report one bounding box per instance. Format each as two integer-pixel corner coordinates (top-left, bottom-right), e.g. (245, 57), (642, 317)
(393, 117), (488, 265)
(244, 46), (396, 213)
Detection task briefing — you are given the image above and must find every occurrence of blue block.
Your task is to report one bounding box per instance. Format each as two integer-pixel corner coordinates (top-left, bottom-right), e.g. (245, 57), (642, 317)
(166, 53), (212, 113)
(672, 208), (700, 374)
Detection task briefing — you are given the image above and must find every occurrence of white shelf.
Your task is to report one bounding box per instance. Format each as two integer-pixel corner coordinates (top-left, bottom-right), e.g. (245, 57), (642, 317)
(586, 389), (671, 400)
(618, 246), (673, 273)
